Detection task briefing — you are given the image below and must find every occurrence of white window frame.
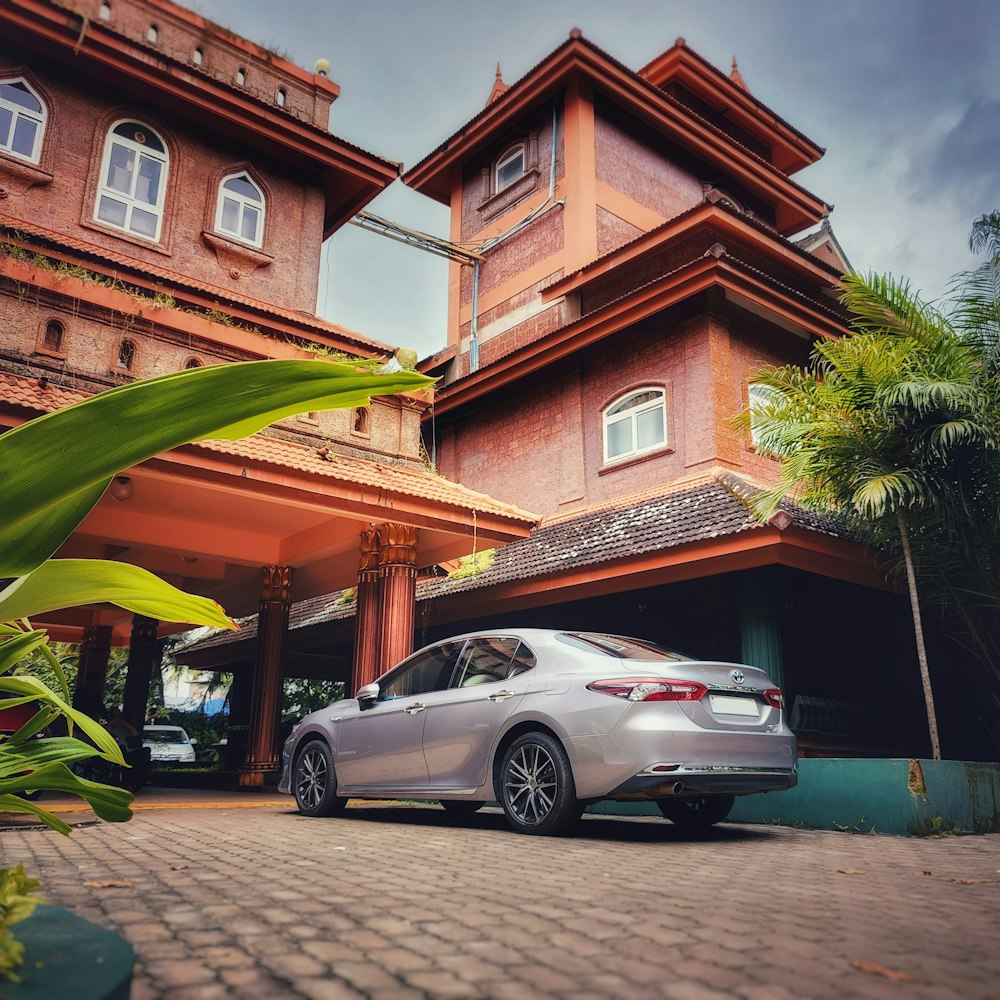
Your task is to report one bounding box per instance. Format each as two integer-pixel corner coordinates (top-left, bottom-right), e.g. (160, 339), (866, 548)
(214, 171), (265, 248)
(494, 143), (525, 193)
(602, 387), (668, 464)
(0, 77), (46, 164)
(94, 120), (169, 242)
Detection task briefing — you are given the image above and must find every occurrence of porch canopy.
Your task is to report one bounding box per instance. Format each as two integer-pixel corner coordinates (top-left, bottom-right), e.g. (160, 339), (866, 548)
(2, 372), (536, 785)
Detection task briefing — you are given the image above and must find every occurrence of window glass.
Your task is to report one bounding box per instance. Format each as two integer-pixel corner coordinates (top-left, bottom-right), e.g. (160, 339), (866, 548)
(603, 388), (667, 462)
(0, 79), (45, 163)
(453, 637), (524, 687)
(95, 121), (168, 241)
(748, 383), (781, 450)
(379, 641), (465, 699)
(215, 171), (265, 247)
(495, 145), (525, 192)
(559, 632), (693, 661)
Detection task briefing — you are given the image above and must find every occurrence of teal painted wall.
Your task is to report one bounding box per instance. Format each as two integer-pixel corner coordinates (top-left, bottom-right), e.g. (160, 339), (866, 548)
(591, 759), (1000, 836)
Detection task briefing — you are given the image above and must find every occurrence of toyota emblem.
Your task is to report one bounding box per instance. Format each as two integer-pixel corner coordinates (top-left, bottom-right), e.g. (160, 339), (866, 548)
(730, 669), (746, 685)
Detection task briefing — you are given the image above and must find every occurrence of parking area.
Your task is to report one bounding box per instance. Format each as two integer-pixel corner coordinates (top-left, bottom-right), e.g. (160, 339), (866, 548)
(3, 790), (999, 999)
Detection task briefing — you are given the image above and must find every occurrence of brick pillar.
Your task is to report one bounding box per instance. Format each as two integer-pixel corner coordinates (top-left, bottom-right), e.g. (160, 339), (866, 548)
(73, 624), (112, 718)
(240, 566), (292, 789)
(351, 527), (382, 695)
(375, 523), (418, 675)
(121, 615), (159, 732)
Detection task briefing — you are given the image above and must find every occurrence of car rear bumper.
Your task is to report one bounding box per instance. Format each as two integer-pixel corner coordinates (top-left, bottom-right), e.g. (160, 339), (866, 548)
(607, 765), (797, 799)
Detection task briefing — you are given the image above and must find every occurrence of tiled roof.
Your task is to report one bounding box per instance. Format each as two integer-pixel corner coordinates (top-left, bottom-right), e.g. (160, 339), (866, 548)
(175, 469), (861, 658)
(1, 220), (394, 355)
(0, 371), (537, 522)
(190, 435), (537, 520)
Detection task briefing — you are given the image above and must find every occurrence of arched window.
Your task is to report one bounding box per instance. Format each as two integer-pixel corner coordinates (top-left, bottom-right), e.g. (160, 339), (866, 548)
(603, 387), (667, 463)
(0, 78), (46, 163)
(43, 319), (64, 352)
(117, 339), (137, 371)
(99, 2), (111, 21)
(95, 121), (169, 240)
(146, 24), (158, 43)
(748, 382), (781, 451)
(495, 143), (525, 193)
(184, 357), (202, 369)
(235, 67), (246, 87)
(215, 171), (265, 247)
(192, 47), (204, 66)
(275, 88), (287, 107)
(353, 406), (369, 436)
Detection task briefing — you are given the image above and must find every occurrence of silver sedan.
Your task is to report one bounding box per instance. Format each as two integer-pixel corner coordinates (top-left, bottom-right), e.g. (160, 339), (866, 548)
(279, 629), (797, 836)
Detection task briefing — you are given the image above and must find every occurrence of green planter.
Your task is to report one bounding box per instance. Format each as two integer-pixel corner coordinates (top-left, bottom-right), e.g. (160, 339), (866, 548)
(4, 905), (133, 1000)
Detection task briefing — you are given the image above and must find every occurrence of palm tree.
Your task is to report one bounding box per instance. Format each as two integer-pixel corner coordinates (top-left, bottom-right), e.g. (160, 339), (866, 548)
(742, 223), (1000, 760)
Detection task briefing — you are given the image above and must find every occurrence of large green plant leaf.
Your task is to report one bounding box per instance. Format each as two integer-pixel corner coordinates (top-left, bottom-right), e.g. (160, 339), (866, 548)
(0, 762), (133, 833)
(0, 359), (433, 577)
(0, 560), (236, 632)
(0, 676), (123, 763)
(0, 736), (101, 776)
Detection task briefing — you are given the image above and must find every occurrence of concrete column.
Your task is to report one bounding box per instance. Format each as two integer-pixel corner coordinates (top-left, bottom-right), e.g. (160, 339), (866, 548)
(739, 569), (785, 691)
(239, 566), (292, 789)
(121, 615), (159, 733)
(351, 527), (382, 695)
(376, 523), (418, 675)
(72, 624), (112, 718)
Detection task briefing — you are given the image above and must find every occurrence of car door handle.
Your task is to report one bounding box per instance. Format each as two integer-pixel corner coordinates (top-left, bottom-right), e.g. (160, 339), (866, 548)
(487, 690), (516, 702)
(404, 703), (426, 715)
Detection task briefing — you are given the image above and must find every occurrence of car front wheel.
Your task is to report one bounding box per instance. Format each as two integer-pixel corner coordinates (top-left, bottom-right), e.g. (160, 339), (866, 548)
(657, 794), (735, 829)
(293, 740), (347, 817)
(499, 732), (581, 836)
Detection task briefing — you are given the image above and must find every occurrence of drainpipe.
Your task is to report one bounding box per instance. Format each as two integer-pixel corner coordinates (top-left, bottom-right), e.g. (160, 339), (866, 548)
(469, 258), (481, 373)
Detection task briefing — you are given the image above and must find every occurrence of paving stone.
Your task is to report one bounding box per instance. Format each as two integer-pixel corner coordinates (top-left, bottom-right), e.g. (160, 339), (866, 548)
(2, 798), (997, 1000)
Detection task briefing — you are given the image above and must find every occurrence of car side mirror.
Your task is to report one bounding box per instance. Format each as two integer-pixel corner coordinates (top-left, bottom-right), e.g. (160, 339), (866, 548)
(356, 682), (380, 708)
(190, 738), (198, 745)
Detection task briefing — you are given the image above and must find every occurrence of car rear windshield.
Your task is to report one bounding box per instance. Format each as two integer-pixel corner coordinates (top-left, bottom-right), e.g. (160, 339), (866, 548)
(144, 729), (188, 744)
(558, 632), (693, 661)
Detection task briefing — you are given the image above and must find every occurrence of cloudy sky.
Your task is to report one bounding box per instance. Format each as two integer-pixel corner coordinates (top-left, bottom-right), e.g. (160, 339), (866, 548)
(195, 0), (999, 358)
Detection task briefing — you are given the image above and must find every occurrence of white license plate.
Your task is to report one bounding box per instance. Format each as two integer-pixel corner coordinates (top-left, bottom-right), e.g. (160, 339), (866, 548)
(709, 694), (760, 718)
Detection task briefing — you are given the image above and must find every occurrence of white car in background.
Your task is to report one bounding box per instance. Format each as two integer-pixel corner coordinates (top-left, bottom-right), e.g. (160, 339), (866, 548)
(142, 725), (196, 763)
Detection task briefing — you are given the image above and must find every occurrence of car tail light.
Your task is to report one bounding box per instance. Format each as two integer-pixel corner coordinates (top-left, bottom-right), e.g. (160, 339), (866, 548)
(587, 678), (708, 702)
(763, 688), (784, 709)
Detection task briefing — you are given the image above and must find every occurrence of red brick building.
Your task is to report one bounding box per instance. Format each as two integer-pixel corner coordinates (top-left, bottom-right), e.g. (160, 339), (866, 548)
(174, 29), (992, 760)
(394, 32), (989, 758)
(0, 0), (535, 785)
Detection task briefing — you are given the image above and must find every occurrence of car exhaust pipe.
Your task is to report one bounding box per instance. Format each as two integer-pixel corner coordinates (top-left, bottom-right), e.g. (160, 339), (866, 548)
(664, 780), (685, 795)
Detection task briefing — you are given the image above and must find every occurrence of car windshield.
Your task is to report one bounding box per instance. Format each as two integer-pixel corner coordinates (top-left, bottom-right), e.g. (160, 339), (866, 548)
(558, 632), (693, 661)
(144, 729), (189, 745)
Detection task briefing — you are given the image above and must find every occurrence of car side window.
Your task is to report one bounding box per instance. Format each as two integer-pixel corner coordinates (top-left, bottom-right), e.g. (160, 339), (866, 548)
(507, 641), (536, 677)
(379, 641), (465, 700)
(454, 637), (531, 688)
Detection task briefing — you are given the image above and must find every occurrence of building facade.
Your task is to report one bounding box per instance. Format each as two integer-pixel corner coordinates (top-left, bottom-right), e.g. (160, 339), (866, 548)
(0, 0), (535, 785)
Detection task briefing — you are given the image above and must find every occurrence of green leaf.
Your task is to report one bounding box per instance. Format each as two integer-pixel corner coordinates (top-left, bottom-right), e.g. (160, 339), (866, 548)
(0, 793), (72, 835)
(0, 630), (48, 676)
(0, 359), (434, 577)
(0, 762), (133, 826)
(1, 706), (59, 747)
(0, 561), (237, 632)
(0, 676), (123, 763)
(0, 736), (102, 776)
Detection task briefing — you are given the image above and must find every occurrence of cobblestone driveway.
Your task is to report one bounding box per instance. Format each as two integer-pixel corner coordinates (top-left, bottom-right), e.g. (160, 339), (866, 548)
(3, 795), (998, 999)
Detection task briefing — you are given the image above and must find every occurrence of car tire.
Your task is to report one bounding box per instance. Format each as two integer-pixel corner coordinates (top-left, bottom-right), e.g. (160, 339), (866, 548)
(440, 799), (485, 817)
(293, 740), (347, 817)
(657, 794), (735, 829)
(499, 731), (581, 836)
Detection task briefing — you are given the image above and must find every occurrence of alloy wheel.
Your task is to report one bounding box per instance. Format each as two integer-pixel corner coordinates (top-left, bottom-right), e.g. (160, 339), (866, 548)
(503, 741), (558, 826)
(296, 745), (329, 811)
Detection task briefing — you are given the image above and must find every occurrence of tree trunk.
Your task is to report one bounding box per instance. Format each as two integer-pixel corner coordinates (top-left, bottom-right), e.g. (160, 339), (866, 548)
(897, 510), (942, 760)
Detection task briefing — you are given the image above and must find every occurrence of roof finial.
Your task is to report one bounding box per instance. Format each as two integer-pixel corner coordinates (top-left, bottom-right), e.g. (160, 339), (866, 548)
(486, 62), (510, 107)
(730, 55), (748, 91)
